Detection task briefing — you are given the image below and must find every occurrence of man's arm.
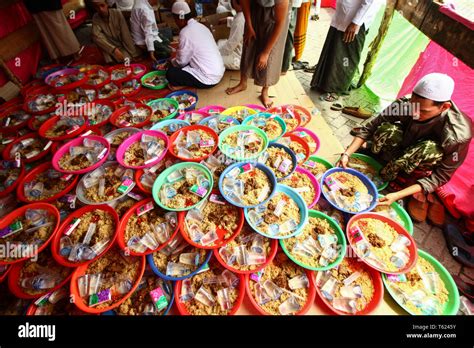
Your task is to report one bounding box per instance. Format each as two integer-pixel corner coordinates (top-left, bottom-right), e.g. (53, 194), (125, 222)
(350, 99), (407, 141)
(378, 184), (423, 206)
(417, 141), (470, 194)
(173, 34), (193, 67)
(378, 140), (470, 206)
(344, 0), (376, 42)
(262, 1), (289, 56)
(338, 100), (407, 167)
(352, 0), (376, 27)
(117, 10), (139, 58)
(139, 9), (160, 52)
(240, 0), (255, 44)
(219, 15), (245, 57)
(92, 19), (117, 56)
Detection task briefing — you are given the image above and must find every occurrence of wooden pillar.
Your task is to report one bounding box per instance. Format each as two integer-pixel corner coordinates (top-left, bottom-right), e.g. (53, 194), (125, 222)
(357, 0), (398, 88)
(0, 57), (22, 88)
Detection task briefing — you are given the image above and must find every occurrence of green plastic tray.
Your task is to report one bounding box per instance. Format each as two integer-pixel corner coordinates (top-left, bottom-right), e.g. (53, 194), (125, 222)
(280, 210), (346, 271)
(374, 195), (414, 235)
(152, 162), (213, 211)
(348, 153), (388, 191)
(383, 249), (460, 315)
(241, 113), (287, 142)
(141, 71), (168, 90)
(307, 155), (334, 171)
(147, 97), (179, 123)
(218, 125), (269, 161)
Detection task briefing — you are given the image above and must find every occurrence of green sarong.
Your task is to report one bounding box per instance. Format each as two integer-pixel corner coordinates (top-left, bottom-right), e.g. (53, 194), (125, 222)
(310, 25), (367, 94)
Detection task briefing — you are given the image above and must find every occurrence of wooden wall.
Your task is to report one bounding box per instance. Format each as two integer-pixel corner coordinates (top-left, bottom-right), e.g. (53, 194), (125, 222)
(391, 0), (474, 68)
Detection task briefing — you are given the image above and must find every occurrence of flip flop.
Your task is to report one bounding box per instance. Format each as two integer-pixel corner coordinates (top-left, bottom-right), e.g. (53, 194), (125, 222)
(292, 61), (309, 70)
(443, 224), (474, 268)
(319, 93), (339, 102)
(304, 65), (317, 73)
(452, 275), (474, 302)
(342, 106), (373, 119)
(330, 102), (344, 111)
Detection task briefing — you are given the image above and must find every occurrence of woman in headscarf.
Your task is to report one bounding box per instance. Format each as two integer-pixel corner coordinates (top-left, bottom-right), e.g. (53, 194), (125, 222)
(130, 0), (172, 63)
(225, 0), (291, 108)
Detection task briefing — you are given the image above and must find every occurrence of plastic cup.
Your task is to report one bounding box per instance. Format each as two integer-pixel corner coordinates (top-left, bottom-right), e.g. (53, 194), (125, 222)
(152, 162), (213, 212)
(346, 212), (418, 274)
(280, 210), (346, 271)
(51, 204), (119, 267)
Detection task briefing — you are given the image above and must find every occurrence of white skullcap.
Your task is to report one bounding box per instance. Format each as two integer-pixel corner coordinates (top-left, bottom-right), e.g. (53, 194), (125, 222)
(413, 73), (455, 102)
(216, 5), (228, 13)
(172, 0), (191, 18)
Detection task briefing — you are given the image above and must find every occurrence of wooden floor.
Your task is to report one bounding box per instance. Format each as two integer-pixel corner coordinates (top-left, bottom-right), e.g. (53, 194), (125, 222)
(197, 71), (403, 315)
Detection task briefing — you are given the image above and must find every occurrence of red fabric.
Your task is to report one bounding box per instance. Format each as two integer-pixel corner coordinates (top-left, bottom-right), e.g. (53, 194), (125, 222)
(4, 43), (42, 85)
(0, 2), (31, 38)
(67, 9), (88, 29)
(74, 45), (106, 66)
(319, 0), (336, 8)
(398, 40), (474, 228)
(0, 1), (41, 88)
(439, 4), (474, 30)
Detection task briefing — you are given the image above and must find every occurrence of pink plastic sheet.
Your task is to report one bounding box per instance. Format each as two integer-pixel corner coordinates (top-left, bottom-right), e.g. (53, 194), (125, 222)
(398, 41), (474, 226)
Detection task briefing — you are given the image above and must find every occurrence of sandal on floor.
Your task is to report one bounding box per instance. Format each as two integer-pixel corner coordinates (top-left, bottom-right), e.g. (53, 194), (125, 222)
(330, 102), (344, 111)
(443, 224), (474, 268)
(427, 193), (446, 227)
(319, 92), (339, 102)
(407, 193), (429, 223)
(342, 106), (373, 119)
(292, 61), (309, 70)
(304, 65), (317, 73)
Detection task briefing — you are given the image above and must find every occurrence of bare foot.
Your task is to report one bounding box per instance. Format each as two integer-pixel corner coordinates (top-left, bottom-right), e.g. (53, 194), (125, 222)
(259, 94), (274, 108)
(281, 72), (287, 76)
(225, 82), (247, 95)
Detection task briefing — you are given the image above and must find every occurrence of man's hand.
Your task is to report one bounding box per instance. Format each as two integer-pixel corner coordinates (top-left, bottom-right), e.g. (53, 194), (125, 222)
(256, 51), (270, 71)
(377, 193), (399, 206)
(150, 51), (157, 63)
(244, 25), (256, 45)
(336, 153), (350, 168)
(113, 48), (125, 62)
(343, 23), (360, 43)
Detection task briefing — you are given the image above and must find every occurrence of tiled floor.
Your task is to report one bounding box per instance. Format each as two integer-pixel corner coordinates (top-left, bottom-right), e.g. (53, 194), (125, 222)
(293, 6), (471, 282)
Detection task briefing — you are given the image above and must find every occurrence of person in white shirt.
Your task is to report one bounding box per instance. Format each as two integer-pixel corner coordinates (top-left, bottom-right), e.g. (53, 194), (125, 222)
(107, 0), (134, 10)
(167, 0), (225, 89)
(310, 0), (383, 101)
(216, 0), (233, 14)
(130, 0), (172, 63)
(218, 0), (245, 71)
